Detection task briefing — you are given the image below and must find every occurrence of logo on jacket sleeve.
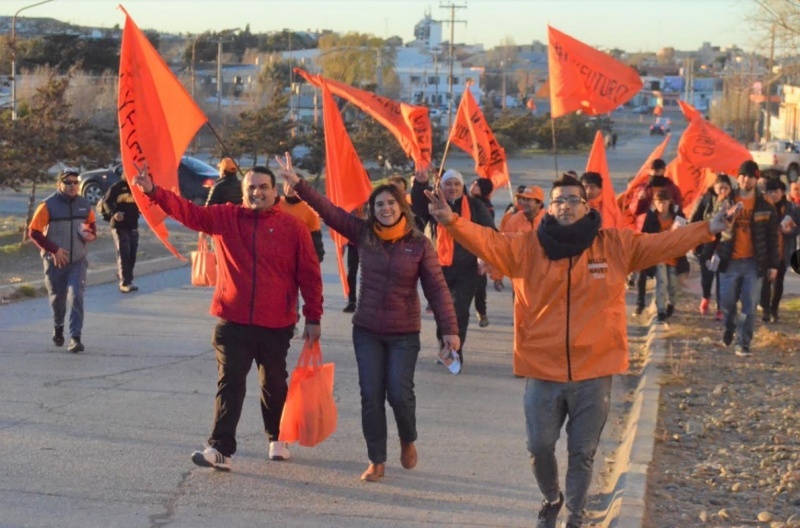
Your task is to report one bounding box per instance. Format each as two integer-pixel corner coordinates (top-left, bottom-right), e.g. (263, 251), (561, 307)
(588, 258), (608, 279)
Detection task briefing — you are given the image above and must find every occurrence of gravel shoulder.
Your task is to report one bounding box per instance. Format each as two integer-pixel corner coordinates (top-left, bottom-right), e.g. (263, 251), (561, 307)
(643, 291), (800, 527)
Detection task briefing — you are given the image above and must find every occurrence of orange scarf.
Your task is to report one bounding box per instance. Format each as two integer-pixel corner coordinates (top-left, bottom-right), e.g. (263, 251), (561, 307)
(374, 215), (410, 242)
(437, 196), (471, 266)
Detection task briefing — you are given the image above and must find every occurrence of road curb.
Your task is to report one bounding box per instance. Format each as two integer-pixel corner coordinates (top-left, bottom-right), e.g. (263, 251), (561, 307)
(0, 255), (188, 301)
(612, 320), (667, 528)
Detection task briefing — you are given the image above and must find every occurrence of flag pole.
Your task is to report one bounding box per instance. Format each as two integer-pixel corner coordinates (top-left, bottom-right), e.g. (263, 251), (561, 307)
(203, 121), (245, 177)
(550, 116), (559, 177)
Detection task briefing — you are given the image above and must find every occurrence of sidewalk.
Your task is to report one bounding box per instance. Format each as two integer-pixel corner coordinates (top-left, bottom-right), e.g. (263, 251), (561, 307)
(0, 236), (660, 528)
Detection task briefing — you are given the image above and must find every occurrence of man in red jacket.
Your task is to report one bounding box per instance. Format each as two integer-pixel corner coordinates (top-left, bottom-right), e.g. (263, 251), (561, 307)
(133, 165), (323, 471)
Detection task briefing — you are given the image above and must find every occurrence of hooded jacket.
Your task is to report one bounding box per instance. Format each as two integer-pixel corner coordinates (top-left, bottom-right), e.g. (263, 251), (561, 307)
(149, 186), (323, 328)
(444, 215), (714, 382)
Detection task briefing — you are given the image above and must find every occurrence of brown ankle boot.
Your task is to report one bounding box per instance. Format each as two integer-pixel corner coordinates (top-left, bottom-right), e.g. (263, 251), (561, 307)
(400, 441), (417, 469)
(360, 463), (385, 482)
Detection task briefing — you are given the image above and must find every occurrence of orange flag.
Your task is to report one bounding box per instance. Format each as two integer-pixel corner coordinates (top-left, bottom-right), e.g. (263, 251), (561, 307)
(118, 6), (207, 260)
(618, 133), (672, 228)
(295, 68), (432, 171)
(669, 101), (752, 211)
(547, 25), (643, 119)
(321, 81), (373, 299)
(585, 130), (621, 228)
(448, 85), (510, 189)
(677, 100), (702, 122)
(665, 160), (717, 214)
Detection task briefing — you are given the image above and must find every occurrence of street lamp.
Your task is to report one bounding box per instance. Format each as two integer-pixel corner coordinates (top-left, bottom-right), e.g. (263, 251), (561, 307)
(11, 0), (57, 121)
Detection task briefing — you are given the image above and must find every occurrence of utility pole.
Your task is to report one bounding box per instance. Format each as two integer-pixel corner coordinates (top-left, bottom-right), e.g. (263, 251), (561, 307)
(765, 24), (776, 142)
(439, 1), (467, 129)
(210, 33), (236, 114)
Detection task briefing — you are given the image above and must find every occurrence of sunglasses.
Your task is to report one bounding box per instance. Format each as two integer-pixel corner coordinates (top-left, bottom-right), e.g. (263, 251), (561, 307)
(62, 180), (80, 186)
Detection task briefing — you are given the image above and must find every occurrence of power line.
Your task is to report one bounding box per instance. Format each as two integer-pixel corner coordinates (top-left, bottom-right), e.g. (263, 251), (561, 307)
(439, 1), (467, 130)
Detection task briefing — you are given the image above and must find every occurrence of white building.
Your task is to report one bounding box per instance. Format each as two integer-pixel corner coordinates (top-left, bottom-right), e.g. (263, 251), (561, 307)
(394, 47), (482, 111)
(411, 12), (442, 52)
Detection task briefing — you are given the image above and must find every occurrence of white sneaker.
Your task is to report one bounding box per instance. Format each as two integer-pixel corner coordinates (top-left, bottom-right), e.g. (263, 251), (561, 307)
(269, 441), (290, 461)
(191, 445), (231, 471)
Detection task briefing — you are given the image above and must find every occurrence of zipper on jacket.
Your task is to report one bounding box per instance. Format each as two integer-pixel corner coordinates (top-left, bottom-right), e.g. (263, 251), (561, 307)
(249, 213), (258, 324)
(69, 200), (74, 264)
(565, 256), (574, 381)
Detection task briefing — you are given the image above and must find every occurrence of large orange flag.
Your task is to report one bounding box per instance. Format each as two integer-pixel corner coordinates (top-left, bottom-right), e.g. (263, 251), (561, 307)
(118, 6), (207, 259)
(448, 85), (509, 189)
(618, 133), (672, 228)
(585, 130), (621, 228)
(547, 25), (643, 119)
(669, 101), (752, 211)
(295, 68), (432, 171)
(321, 81), (373, 299)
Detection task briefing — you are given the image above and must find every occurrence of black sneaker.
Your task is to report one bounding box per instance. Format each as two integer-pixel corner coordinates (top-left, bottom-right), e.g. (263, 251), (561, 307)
(342, 302), (356, 313)
(666, 304), (674, 318)
(634, 305), (644, 316)
(536, 491), (564, 528)
(478, 314), (490, 328)
(67, 337), (84, 354)
(52, 326), (64, 347)
(722, 329), (734, 347)
(762, 312), (771, 323)
(656, 312), (668, 323)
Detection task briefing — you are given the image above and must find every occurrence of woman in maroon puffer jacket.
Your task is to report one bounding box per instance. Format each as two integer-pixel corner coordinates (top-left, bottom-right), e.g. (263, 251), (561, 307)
(284, 171), (460, 483)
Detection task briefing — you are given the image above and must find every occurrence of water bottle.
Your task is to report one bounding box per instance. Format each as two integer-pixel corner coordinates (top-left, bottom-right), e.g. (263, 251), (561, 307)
(446, 350), (461, 375)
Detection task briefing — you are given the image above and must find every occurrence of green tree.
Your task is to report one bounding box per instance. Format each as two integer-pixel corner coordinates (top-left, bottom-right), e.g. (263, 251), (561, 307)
(316, 32), (396, 93)
(217, 94), (295, 164)
(350, 114), (411, 175)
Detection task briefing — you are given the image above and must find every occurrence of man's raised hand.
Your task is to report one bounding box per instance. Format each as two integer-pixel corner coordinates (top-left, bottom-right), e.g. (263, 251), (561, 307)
(424, 187), (454, 225)
(275, 152), (300, 187)
(131, 162), (153, 193)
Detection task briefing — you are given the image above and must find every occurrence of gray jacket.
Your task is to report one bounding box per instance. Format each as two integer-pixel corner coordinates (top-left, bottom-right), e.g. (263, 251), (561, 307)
(42, 192), (93, 262)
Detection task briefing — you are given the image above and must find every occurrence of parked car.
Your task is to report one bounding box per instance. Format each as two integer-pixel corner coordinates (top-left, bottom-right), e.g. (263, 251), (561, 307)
(649, 117), (671, 135)
(79, 156), (219, 205)
(749, 140), (800, 182)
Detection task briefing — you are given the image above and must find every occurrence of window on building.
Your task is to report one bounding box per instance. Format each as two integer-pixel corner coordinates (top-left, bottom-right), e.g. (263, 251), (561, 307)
(411, 75), (421, 84)
(428, 76), (439, 85)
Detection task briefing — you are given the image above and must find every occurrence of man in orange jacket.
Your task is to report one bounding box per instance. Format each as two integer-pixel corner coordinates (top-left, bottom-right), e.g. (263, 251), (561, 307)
(426, 173), (736, 528)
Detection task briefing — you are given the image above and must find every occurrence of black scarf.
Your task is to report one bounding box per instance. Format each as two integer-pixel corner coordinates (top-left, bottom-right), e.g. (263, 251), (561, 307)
(537, 210), (602, 260)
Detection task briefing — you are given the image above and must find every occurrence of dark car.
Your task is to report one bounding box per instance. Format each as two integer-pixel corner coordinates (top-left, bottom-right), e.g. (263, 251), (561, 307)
(78, 156), (219, 205)
(649, 117), (671, 136)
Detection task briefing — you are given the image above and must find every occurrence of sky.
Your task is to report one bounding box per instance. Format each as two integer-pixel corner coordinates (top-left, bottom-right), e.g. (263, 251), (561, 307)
(2, 0), (758, 53)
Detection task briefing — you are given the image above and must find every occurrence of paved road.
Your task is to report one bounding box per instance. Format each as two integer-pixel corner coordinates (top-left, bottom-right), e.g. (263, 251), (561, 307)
(0, 229), (644, 528)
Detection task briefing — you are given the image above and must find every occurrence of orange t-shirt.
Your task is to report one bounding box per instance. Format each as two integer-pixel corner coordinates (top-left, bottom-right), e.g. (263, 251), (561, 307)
(731, 195), (755, 260)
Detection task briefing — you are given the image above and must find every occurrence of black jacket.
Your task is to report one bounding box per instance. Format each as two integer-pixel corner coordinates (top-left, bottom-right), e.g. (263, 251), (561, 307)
(205, 174), (243, 206)
(101, 179), (140, 230)
(640, 207), (690, 276)
(689, 188), (723, 261)
(410, 178), (434, 232)
(716, 190), (779, 276)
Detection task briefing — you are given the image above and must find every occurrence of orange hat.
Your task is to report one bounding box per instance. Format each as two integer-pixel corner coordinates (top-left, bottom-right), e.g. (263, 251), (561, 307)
(516, 185), (544, 202)
(217, 157), (237, 173)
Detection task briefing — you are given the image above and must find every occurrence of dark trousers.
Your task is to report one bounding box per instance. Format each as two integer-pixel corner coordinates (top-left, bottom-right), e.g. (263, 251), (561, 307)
(635, 270), (648, 309)
(700, 263), (721, 307)
(208, 321), (294, 457)
(352, 325), (420, 464)
(346, 243), (359, 304)
(473, 273), (488, 316)
(760, 260), (788, 316)
(438, 269), (479, 362)
(112, 228), (139, 286)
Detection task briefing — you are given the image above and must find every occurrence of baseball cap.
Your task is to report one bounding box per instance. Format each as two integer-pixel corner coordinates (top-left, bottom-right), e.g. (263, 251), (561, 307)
(516, 185), (544, 202)
(217, 157), (237, 173)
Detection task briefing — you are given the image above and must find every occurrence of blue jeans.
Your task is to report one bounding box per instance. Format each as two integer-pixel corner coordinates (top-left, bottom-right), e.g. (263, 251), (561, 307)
(719, 258), (762, 348)
(524, 376), (612, 527)
(352, 325), (421, 464)
(655, 264), (677, 314)
(43, 257), (88, 339)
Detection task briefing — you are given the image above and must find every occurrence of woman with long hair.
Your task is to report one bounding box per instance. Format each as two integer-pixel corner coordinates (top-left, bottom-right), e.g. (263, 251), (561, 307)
(281, 167), (460, 483)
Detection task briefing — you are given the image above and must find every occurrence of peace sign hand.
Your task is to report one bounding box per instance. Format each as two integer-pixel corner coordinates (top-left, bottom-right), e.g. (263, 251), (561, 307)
(424, 187), (454, 225)
(131, 162), (153, 193)
(275, 152), (300, 187)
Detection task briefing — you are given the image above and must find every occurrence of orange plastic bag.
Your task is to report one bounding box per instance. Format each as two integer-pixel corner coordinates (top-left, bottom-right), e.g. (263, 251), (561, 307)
(279, 341), (337, 447)
(190, 233), (217, 287)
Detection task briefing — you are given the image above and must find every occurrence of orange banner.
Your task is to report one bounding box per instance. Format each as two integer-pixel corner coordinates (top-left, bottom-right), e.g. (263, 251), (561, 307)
(118, 6), (207, 260)
(585, 130), (622, 228)
(547, 25), (643, 119)
(618, 134), (672, 227)
(448, 86), (509, 189)
(321, 81), (373, 298)
(670, 101), (752, 211)
(295, 68), (432, 171)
